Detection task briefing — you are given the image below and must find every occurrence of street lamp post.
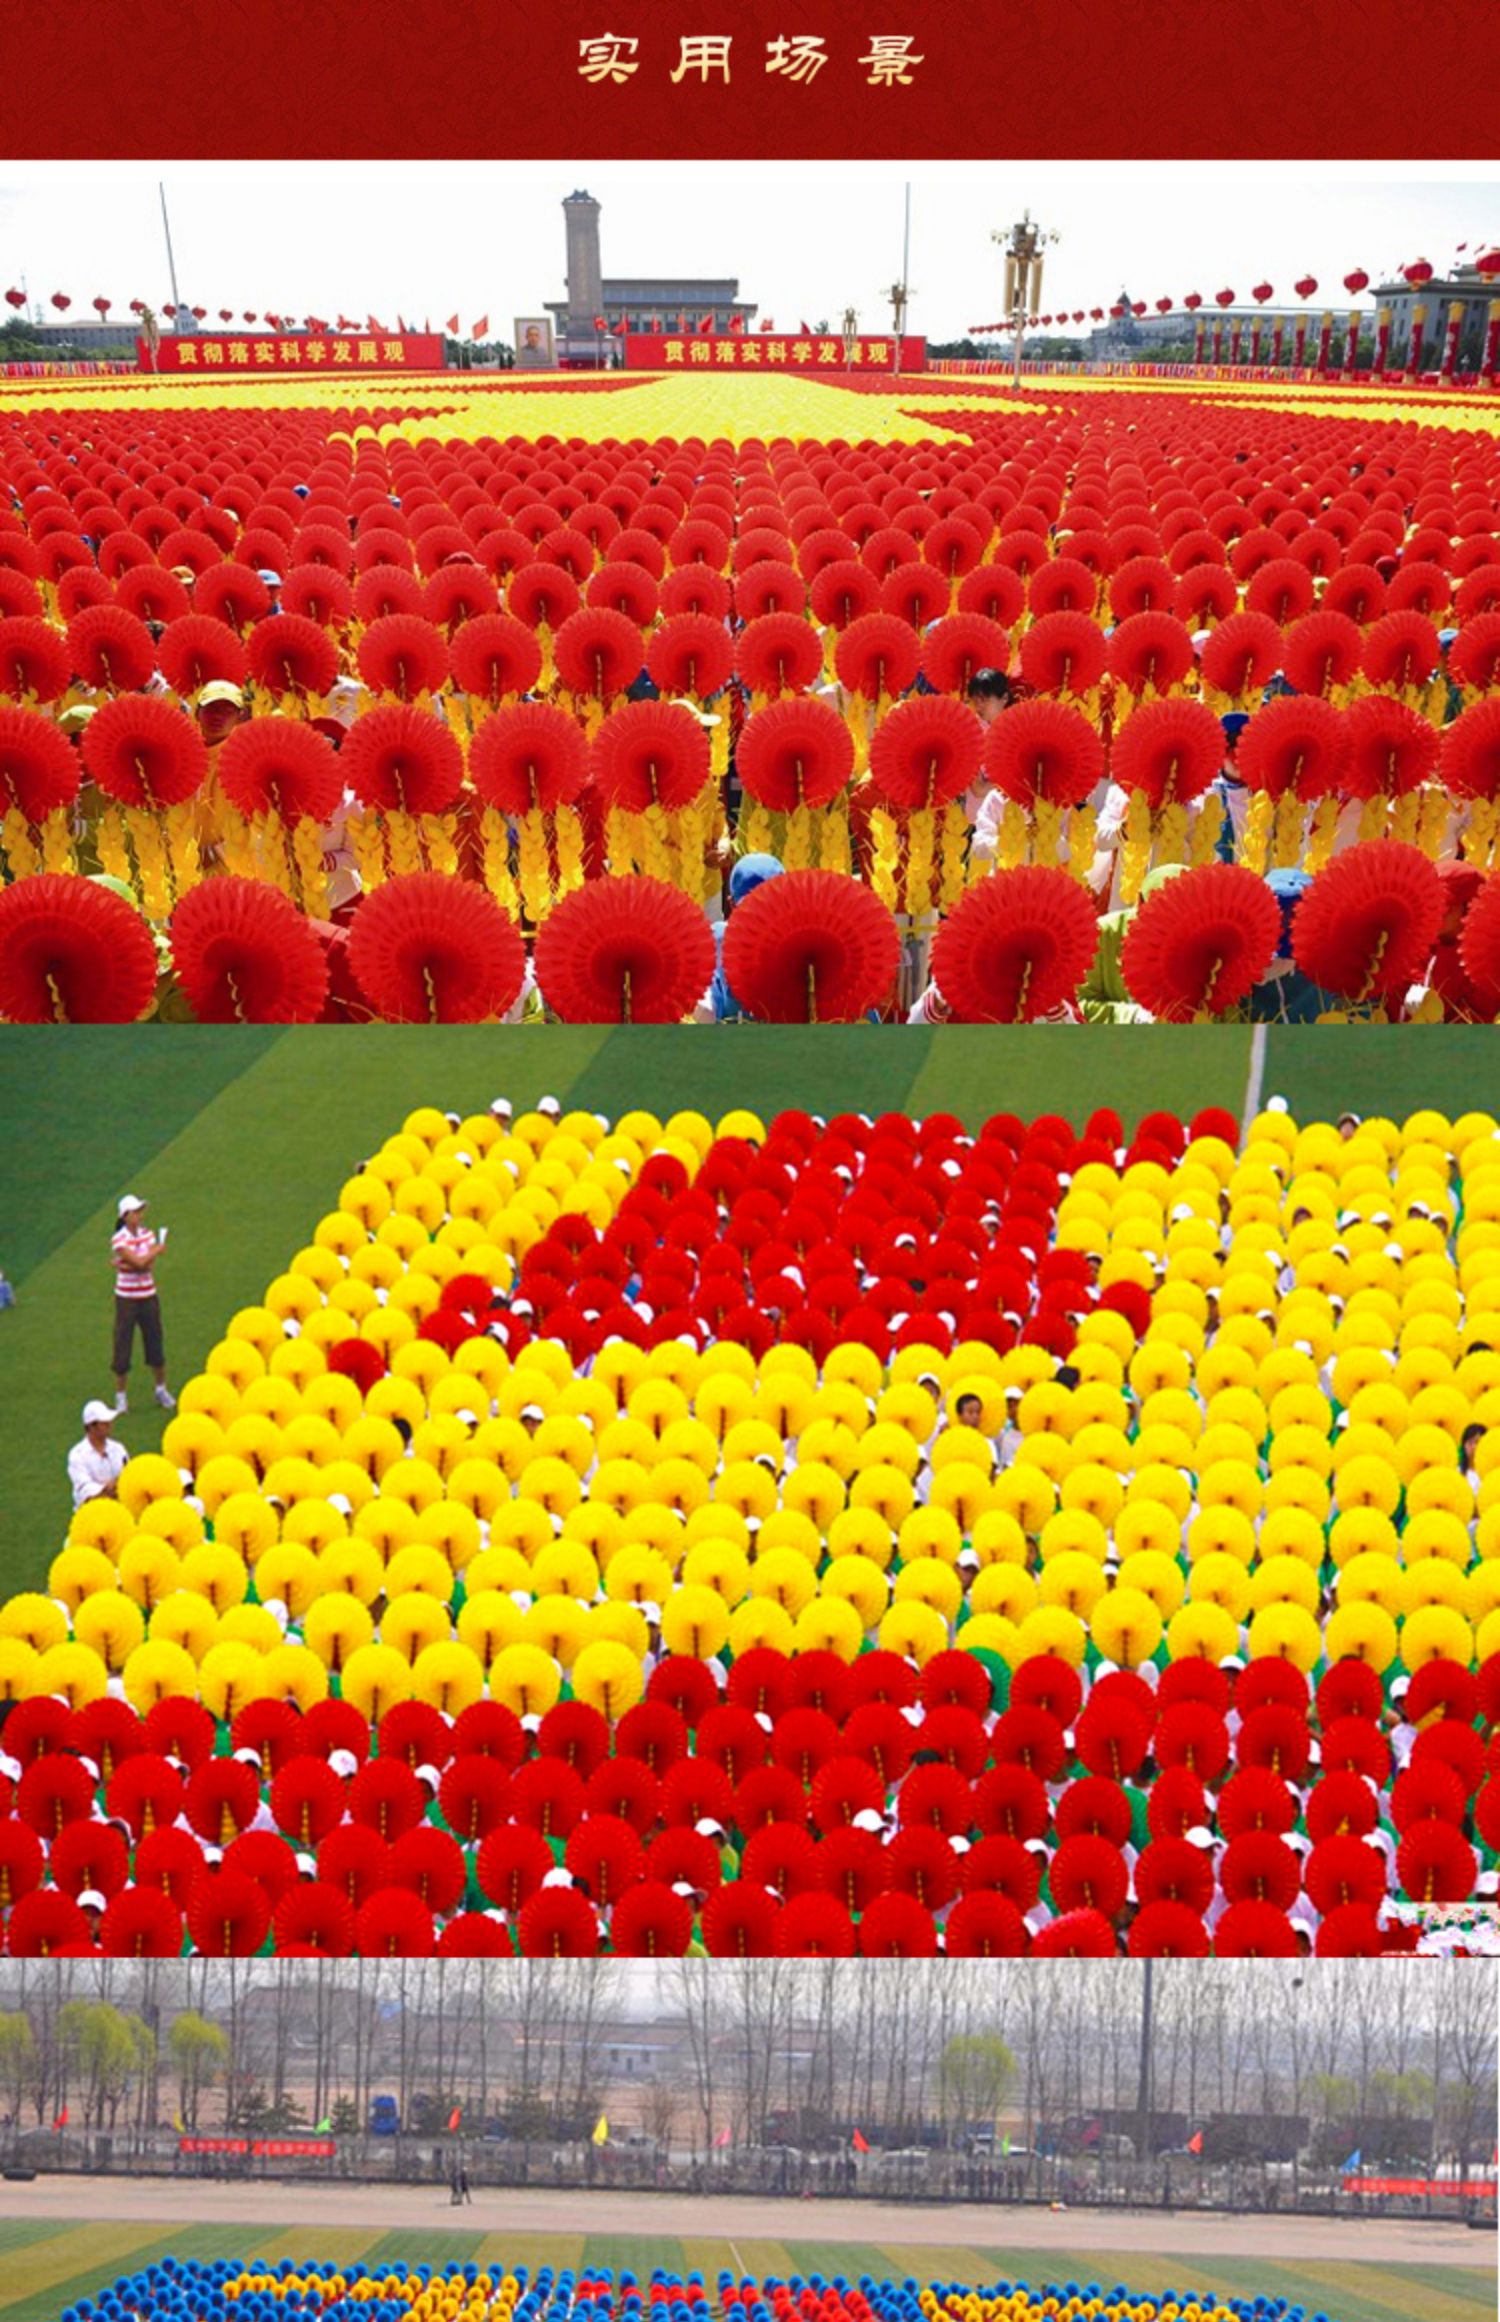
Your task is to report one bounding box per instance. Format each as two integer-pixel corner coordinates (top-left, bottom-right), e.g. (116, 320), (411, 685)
(993, 210), (1059, 390)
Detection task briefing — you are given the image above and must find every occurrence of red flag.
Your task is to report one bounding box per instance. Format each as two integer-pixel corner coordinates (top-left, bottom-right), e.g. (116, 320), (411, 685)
(851, 2129), (870, 2153)
(728, 313), (744, 334)
(1187, 2130), (1204, 2156)
(472, 316), (489, 341)
(54, 2108), (69, 2130)
(367, 315), (386, 335)
(448, 2105), (462, 2131)
(761, 318), (774, 333)
(446, 314), (460, 337)
(800, 319), (812, 334)
(396, 314), (408, 334)
(611, 317), (627, 335)
(700, 314), (715, 334)
(594, 315), (608, 332)
(424, 318), (432, 335)
(713, 2126), (731, 2148)
(677, 311), (687, 332)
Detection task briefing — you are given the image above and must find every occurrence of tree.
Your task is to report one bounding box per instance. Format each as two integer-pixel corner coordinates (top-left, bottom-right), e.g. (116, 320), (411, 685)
(59, 2001), (139, 2128)
(0, 2014), (35, 2128)
(169, 2011), (228, 2129)
(938, 2033), (1017, 2138)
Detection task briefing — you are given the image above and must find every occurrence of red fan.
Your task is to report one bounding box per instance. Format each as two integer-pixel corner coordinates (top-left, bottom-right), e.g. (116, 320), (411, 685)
(0, 704), (81, 822)
(930, 866), (1098, 1022)
(919, 613), (1012, 695)
(424, 563), (500, 633)
(153, 615), (248, 697)
(734, 562), (805, 620)
(1343, 695), (1440, 799)
(1292, 840), (1442, 1002)
(388, 1826), (466, 1916)
(215, 716), (343, 826)
(552, 606), (644, 701)
(65, 605), (156, 694)
(1236, 697), (1348, 801)
(445, 606), (544, 699)
(1108, 558), (1178, 620)
(4, 1891), (92, 1956)
(611, 1880), (694, 1957)
(0, 616), (71, 703)
(1451, 615), (1500, 694)
(357, 613), (450, 700)
(80, 694), (206, 808)
(1051, 1833), (1129, 1919)
(476, 1824), (553, 1914)
(0, 875), (157, 1024)
(245, 613), (340, 698)
(564, 1812), (645, 1906)
(1442, 701), (1500, 804)
(1245, 558), (1317, 626)
(734, 612), (824, 695)
(721, 868), (900, 1023)
(342, 703), (464, 814)
(507, 563), (582, 633)
(867, 694), (983, 812)
(858, 1893), (938, 1957)
(1121, 862), (1280, 1020)
(1110, 697), (1223, 808)
(1198, 612), (1282, 699)
(280, 565), (354, 628)
(810, 560), (880, 631)
(114, 566), (192, 627)
(1395, 1822), (1476, 1905)
(269, 1757), (346, 1848)
(516, 1886), (600, 1957)
(1030, 559), (1099, 619)
(354, 1890), (436, 1957)
(736, 696), (854, 811)
(983, 697), (1103, 810)
(589, 699), (710, 811)
(834, 613), (921, 701)
(195, 565), (272, 633)
(775, 1893), (855, 1956)
(185, 1867), (272, 1957)
(1362, 611), (1442, 692)
(1032, 1908), (1116, 1958)
(436, 1913), (516, 1957)
(646, 613), (734, 699)
(533, 874), (714, 1024)
(942, 1891), (1029, 1955)
(170, 877), (329, 1023)
(469, 698), (586, 812)
(348, 872), (525, 1023)
(703, 1884), (781, 1956)
(354, 566), (424, 623)
(1107, 612), (1195, 696)
(1019, 611), (1108, 697)
(1129, 1901), (1210, 1958)
(1459, 872), (1500, 1015)
(662, 566), (731, 622)
(959, 563), (1026, 625)
(882, 562), (949, 631)
(99, 1888), (183, 1958)
(273, 1882), (356, 1956)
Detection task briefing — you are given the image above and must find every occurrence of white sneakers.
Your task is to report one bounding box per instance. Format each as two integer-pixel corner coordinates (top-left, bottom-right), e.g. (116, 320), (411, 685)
(113, 1391), (128, 1415)
(154, 1384), (177, 1411)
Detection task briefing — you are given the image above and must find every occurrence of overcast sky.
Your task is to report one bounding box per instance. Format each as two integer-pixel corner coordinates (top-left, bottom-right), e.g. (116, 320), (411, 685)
(2, 162), (1496, 337)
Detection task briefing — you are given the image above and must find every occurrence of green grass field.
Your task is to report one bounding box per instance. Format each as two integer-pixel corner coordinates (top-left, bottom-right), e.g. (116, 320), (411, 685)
(0, 2216), (1488, 2322)
(3, 1023), (1499, 1597)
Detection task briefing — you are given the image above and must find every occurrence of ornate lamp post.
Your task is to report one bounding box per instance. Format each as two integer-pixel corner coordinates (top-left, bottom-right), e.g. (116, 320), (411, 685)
(993, 211), (1059, 390)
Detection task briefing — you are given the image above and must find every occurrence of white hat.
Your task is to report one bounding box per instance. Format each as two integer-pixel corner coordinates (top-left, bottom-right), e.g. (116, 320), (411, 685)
(82, 1399), (115, 1427)
(117, 1194), (146, 1215)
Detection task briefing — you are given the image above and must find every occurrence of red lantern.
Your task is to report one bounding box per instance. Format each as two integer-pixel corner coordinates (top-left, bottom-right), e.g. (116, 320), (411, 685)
(92, 296), (110, 318)
(1183, 293), (1203, 312)
(1155, 298), (1172, 315)
(1343, 269), (1370, 296)
(242, 311), (257, 323)
(1252, 283), (1273, 304)
(50, 292), (71, 312)
(1131, 301), (1147, 317)
(218, 308), (233, 323)
(1294, 276), (1318, 300)
(5, 288), (26, 310)
(1109, 303), (1126, 319)
(1402, 259), (1434, 287)
(190, 305), (207, 321)
(1476, 250), (1500, 282)
(1089, 307), (1104, 321)
(1214, 288), (1235, 309)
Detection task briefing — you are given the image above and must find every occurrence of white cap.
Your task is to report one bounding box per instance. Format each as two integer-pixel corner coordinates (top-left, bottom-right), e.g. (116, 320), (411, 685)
(82, 1399), (115, 1427)
(117, 1194), (146, 1214)
(77, 1889), (107, 1912)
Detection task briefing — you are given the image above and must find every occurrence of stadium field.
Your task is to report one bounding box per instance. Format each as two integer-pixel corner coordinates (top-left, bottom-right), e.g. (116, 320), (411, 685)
(0, 2187), (1488, 2322)
(3, 1023), (1500, 1591)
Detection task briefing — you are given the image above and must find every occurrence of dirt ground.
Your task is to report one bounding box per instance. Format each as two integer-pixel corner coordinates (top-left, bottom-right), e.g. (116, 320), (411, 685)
(0, 2174), (1487, 2271)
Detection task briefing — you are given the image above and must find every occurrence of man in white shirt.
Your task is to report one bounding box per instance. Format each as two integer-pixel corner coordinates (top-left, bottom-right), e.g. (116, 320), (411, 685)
(68, 1400), (128, 1510)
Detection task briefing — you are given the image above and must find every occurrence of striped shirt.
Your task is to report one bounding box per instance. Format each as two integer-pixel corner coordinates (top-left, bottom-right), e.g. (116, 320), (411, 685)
(112, 1225), (159, 1298)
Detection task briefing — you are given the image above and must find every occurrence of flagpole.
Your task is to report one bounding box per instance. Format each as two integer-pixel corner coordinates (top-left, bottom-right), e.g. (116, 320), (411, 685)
(1135, 1956), (1154, 2176)
(159, 180), (182, 318)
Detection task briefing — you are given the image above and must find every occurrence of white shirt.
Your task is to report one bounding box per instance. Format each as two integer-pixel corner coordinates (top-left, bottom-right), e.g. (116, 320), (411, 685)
(68, 1435), (127, 1509)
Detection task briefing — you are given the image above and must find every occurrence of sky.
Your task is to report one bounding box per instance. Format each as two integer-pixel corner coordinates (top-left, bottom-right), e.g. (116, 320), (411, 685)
(1, 162), (1497, 339)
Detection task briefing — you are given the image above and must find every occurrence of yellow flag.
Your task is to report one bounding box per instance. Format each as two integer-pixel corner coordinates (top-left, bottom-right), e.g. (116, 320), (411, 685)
(591, 2114), (609, 2146)
(174, 2113), (185, 2133)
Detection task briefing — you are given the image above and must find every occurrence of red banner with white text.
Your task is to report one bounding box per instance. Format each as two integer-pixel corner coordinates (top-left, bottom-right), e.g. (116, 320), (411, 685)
(623, 332), (925, 374)
(138, 334), (446, 375)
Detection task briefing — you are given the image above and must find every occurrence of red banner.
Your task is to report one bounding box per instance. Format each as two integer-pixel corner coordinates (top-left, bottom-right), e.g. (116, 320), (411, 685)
(177, 2135), (336, 2157)
(139, 333), (445, 375)
(1345, 2176), (1497, 2197)
(623, 332), (925, 373)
